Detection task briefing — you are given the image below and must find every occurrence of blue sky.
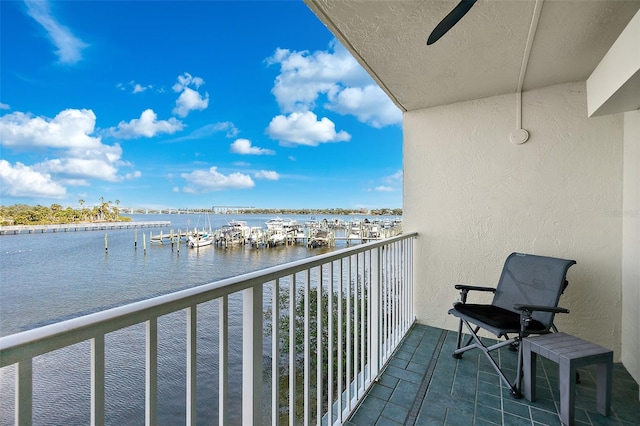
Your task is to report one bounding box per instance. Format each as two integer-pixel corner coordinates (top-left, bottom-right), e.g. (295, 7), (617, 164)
(0, 0), (403, 210)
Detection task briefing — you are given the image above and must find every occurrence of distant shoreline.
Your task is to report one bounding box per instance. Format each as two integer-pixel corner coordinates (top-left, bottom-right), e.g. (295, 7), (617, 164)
(0, 221), (170, 235)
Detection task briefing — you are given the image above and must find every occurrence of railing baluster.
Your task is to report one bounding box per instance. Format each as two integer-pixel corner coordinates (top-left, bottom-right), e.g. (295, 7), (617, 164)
(327, 262), (334, 426)
(316, 266), (323, 426)
(271, 282), (279, 426)
(91, 334), (105, 426)
(304, 269), (311, 425)
(394, 241), (399, 346)
(346, 256), (352, 412)
(360, 252), (365, 392)
(289, 275), (296, 426)
(186, 306), (197, 426)
(353, 253), (359, 399)
(337, 260), (343, 422)
(409, 237), (414, 324)
(405, 238), (411, 329)
(243, 285), (263, 426)
(392, 241), (397, 339)
(382, 246), (388, 362)
(219, 295), (229, 425)
(146, 318), (158, 426)
(15, 359), (32, 426)
(370, 247), (380, 380)
(400, 240), (404, 330)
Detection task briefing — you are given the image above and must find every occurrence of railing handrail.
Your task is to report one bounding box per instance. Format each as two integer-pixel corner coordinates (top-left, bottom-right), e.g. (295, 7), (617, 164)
(0, 233), (417, 367)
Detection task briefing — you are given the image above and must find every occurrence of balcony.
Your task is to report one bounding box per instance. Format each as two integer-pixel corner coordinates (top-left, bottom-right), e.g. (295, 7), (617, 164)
(2, 231), (639, 425)
(0, 233), (416, 425)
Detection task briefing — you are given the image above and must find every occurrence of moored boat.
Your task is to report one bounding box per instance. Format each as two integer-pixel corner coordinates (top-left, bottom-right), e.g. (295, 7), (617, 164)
(187, 231), (214, 248)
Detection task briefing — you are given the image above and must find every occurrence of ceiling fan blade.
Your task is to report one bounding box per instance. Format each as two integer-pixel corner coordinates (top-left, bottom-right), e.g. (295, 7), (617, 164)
(427, 0), (478, 45)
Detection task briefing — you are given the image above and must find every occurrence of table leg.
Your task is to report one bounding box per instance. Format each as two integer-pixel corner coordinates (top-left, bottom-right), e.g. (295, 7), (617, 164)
(596, 356), (613, 416)
(523, 340), (537, 401)
(559, 359), (576, 426)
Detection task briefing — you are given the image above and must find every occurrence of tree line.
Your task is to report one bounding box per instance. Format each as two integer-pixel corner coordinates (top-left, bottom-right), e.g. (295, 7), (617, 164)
(0, 198), (130, 226)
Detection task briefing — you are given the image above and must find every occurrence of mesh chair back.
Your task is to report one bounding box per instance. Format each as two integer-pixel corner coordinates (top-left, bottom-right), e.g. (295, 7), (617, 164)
(493, 253), (576, 329)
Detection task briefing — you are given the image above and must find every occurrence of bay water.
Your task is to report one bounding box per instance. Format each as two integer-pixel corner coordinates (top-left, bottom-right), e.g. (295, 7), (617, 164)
(0, 213), (365, 425)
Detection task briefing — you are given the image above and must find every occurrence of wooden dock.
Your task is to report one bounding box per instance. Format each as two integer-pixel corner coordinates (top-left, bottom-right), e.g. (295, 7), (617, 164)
(0, 221), (170, 235)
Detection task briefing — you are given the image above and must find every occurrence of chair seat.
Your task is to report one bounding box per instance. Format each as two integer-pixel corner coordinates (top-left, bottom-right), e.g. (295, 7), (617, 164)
(451, 304), (546, 333)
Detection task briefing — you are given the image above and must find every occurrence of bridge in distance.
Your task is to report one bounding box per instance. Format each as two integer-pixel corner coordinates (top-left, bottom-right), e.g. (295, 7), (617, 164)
(118, 206), (255, 214)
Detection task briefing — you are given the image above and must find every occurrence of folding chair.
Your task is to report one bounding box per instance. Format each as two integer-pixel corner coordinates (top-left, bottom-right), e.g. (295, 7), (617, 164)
(449, 252), (576, 398)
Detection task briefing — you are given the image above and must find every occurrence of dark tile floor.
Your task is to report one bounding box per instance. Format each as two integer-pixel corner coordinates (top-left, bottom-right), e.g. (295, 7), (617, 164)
(346, 324), (640, 426)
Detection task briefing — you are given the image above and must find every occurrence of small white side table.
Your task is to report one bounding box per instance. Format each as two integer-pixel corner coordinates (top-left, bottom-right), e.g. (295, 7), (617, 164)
(522, 332), (613, 426)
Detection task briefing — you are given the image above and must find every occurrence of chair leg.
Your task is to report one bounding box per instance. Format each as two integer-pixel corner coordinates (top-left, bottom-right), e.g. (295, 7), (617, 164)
(456, 320), (523, 398)
(453, 319), (464, 358)
(453, 322), (479, 359)
(512, 337), (524, 399)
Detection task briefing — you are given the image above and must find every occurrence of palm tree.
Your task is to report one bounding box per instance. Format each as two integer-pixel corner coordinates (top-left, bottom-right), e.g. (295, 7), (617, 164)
(97, 197), (107, 221)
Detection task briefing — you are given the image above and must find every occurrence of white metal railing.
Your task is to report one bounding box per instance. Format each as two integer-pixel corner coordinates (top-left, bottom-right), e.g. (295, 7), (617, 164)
(0, 233), (416, 425)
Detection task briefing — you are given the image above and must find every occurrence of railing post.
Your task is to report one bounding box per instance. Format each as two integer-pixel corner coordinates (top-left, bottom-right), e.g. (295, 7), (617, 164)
(15, 359), (32, 426)
(336, 260), (343, 422)
(91, 334), (105, 426)
(146, 318), (158, 426)
(345, 255), (352, 412)
(220, 295), (229, 425)
(243, 285), (263, 426)
(304, 269), (311, 425)
(186, 306), (197, 426)
(271, 282), (280, 426)
(326, 262), (334, 426)
(289, 275), (297, 426)
(316, 266), (324, 426)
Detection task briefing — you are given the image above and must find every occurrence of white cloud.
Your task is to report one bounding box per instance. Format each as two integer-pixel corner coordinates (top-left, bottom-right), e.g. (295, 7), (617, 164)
(0, 109), (102, 150)
(0, 103), (9, 110)
(0, 160), (66, 198)
(117, 81), (154, 94)
(266, 39), (401, 128)
(208, 122), (239, 138)
(266, 111), (350, 147)
(0, 108), (141, 191)
(172, 73), (204, 92)
(133, 84), (149, 94)
(369, 170), (402, 193)
(37, 157), (120, 182)
(111, 109), (184, 138)
(172, 73), (209, 117)
(174, 88), (209, 117)
(374, 186), (394, 192)
(267, 41), (369, 113)
(181, 166), (255, 193)
(163, 122), (239, 143)
(24, 0), (88, 65)
(326, 85), (402, 128)
(230, 139), (275, 155)
(124, 170), (142, 180)
(254, 170), (279, 180)
(383, 169), (403, 184)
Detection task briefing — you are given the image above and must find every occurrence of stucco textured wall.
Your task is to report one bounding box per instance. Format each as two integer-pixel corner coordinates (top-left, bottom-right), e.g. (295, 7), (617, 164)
(404, 82), (624, 358)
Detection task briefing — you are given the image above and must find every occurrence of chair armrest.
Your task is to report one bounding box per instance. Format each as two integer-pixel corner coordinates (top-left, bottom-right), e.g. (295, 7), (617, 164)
(454, 284), (496, 292)
(513, 304), (570, 314)
(454, 285), (495, 304)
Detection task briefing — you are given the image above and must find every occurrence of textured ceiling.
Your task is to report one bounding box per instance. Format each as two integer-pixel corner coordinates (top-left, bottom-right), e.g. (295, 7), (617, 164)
(305, 0), (640, 112)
